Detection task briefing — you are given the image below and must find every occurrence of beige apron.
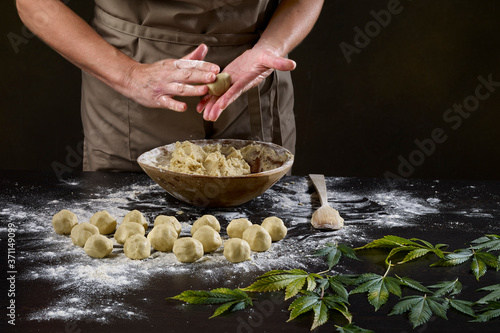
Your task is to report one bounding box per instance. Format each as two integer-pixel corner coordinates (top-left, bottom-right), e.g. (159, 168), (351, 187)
(82, 0), (296, 171)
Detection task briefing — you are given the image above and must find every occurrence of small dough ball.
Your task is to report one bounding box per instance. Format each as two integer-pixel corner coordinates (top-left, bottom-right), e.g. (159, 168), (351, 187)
(70, 222), (100, 247)
(191, 215), (220, 235)
(114, 222), (145, 245)
(261, 216), (287, 241)
(207, 73), (231, 96)
(226, 218), (252, 239)
(89, 210), (117, 234)
(122, 210), (148, 230)
(193, 225), (222, 253)
(173, 237), (203, 263)
(123, 234), (151, 260)
(52, 209), (78, 235)
(242, 224), (272, 252)
(84, 234), (113, 258)
(154, 215), (182, 235)
(223, 238), (251, 263)
(147, 224), (178, 252)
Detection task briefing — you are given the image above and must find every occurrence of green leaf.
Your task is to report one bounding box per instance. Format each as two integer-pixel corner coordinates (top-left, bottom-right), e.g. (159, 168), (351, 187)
(428, 279), (462, 297)
(288, 294), (320, 321)
(476, 283), (500, 304)
(314, 242), (358, 269)
(243, 269), (310, 299)
(399, 248), (431, 264)
(472, 301), (500, 322)
(335, 323), (374, 333)
(471, 254), (488, 280)
(447, 299), (475, 317)
(311, 300), (329, 331)
(396, 276), (431, 293)
(328, 277), (350, 302)
(355, 235), (421, 250)
(350, 273), (401, 311)
(431, 249), (472, 267)
(471, 234), (500, 252)
(338, 243), (360, 261)
(390, 295), (446, 328)
(210, 300), (240, 318)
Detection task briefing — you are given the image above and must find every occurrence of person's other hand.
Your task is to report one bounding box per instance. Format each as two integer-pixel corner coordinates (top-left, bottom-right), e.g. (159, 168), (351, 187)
(124, 44), (220, 112)
(196, 45), (296, 121)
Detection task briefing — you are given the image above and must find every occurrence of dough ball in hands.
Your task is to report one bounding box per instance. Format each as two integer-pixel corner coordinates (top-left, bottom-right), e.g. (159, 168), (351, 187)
(114, 222), (145, 245)
(173, 237), (204, 263)
(192, 225), (222, 253)
(122, 210), (148, 230)
(70, 223), (100, 247)
(52, 209), (78, 235)
(147, 224), (178, 252)
(242, 224), (272, 252)
(90, 210), (117, 234)
(223, 238), (251, 263)
(190, 215), (220, 235)
(84, 234), (113, 258)
(154, 215), (182, 235)
(124, 234), (151, 260)
(226, 218), (252, 239)
(261, 217), (287, 241)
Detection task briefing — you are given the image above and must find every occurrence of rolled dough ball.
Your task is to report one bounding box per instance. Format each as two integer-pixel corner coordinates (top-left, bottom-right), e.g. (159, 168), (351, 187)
(147, 224), (178, 252)
(191, 215), (220, 235)
(84, 234), (113, 258)
(154, 215), (182, 235)
(114, 222), (145, 245)
(226, 218), (252, 239)
(122, 210), (148, 230)
(52, 209), (78, 235)
(193, 225), (222, 253)
(223, 238), (251, 263)
(261, 216), (287, 241)
(207, 73), (231, 96)
(123, 234), (151, 260)
(242, 224), (272, 252)
(70, 222), (100, 247)
(89, 210), (117, 235)
(173, 237), (204, 263)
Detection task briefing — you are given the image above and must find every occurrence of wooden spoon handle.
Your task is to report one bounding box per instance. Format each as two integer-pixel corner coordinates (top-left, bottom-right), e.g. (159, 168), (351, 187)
(309, 174), (328, 207)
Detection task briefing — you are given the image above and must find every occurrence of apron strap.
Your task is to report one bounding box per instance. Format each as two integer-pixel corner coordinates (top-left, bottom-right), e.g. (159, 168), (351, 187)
(248, 86), (264, 141)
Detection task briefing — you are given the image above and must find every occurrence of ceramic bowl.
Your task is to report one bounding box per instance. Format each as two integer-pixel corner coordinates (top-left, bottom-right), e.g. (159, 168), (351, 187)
(137, 139), (294, 207)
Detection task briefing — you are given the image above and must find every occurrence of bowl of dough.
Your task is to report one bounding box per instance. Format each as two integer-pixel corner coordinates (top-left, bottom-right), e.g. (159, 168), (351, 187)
(137, 139), (294, 207)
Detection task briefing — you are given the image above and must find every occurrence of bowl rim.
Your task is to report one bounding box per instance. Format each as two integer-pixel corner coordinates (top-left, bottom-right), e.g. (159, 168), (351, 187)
(137, 139), (294, 179)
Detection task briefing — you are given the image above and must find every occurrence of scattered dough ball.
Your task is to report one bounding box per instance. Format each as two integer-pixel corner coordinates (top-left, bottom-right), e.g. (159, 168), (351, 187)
(226, 218), (252, 239)
(123, 234), (151, 260)
(207, 72), (231, 96)
(147, 224), (178, 252)
(191, 215), (220, 235)
(114, 222), (145, 245)
(70, 222), (100, 247)
(89, 210), (117, 234)
(242, 224), (272, 252)
(122, 209), (148, 230)
(193, 225), (222, 253)
(52, 209), (78, 235)
(84, 234), (113, 258)
(154, 215), (182, 235)
(173, 237), (204, 263)
(223, 238), (251, 263)
(261, 216), (287, 241)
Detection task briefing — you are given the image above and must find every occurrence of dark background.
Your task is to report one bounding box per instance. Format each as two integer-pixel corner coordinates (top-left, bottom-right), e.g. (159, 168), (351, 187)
(2, 0), (499, 180)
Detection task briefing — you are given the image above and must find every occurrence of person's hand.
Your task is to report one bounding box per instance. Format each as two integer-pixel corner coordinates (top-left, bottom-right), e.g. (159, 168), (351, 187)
(123, 44), (220, 112)
(196, 45), (296, 121)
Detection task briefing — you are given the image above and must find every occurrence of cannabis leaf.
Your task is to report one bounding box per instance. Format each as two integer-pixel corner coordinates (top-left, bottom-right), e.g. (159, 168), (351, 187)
(443, 298), (475, 317)
(432, 249), (498, 280)
(396, 276), (431, 293)
(288, 291), (352, 331)
(350, 266), (401, 311)
(168, 288), (252, 318)
(242, 269), (321, 300)
(314, 242), (359, 269)
(475, 283), (500, 304)
(472, 301), (500, 322)
(428, 279), (462, 297)
(355, 235), (447, 266)
(335, 323), (374, 333)
(471, 234), (500, 252)
(389, 295), (448, 328)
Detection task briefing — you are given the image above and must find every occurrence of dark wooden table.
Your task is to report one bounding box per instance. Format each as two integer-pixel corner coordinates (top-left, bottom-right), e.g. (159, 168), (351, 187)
(1, 171), (499, 333)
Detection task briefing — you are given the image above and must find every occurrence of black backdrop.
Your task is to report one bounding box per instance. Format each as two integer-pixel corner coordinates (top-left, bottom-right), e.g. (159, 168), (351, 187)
(2, 1), (499, 180)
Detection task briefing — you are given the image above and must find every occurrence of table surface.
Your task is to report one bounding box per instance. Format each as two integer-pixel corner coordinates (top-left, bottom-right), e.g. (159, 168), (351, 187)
(1, 171), (500, 333)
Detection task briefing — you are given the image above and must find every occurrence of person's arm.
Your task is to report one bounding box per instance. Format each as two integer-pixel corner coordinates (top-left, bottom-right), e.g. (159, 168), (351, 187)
(198, 0), (324, 121)
(16, 0), (219, 112)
